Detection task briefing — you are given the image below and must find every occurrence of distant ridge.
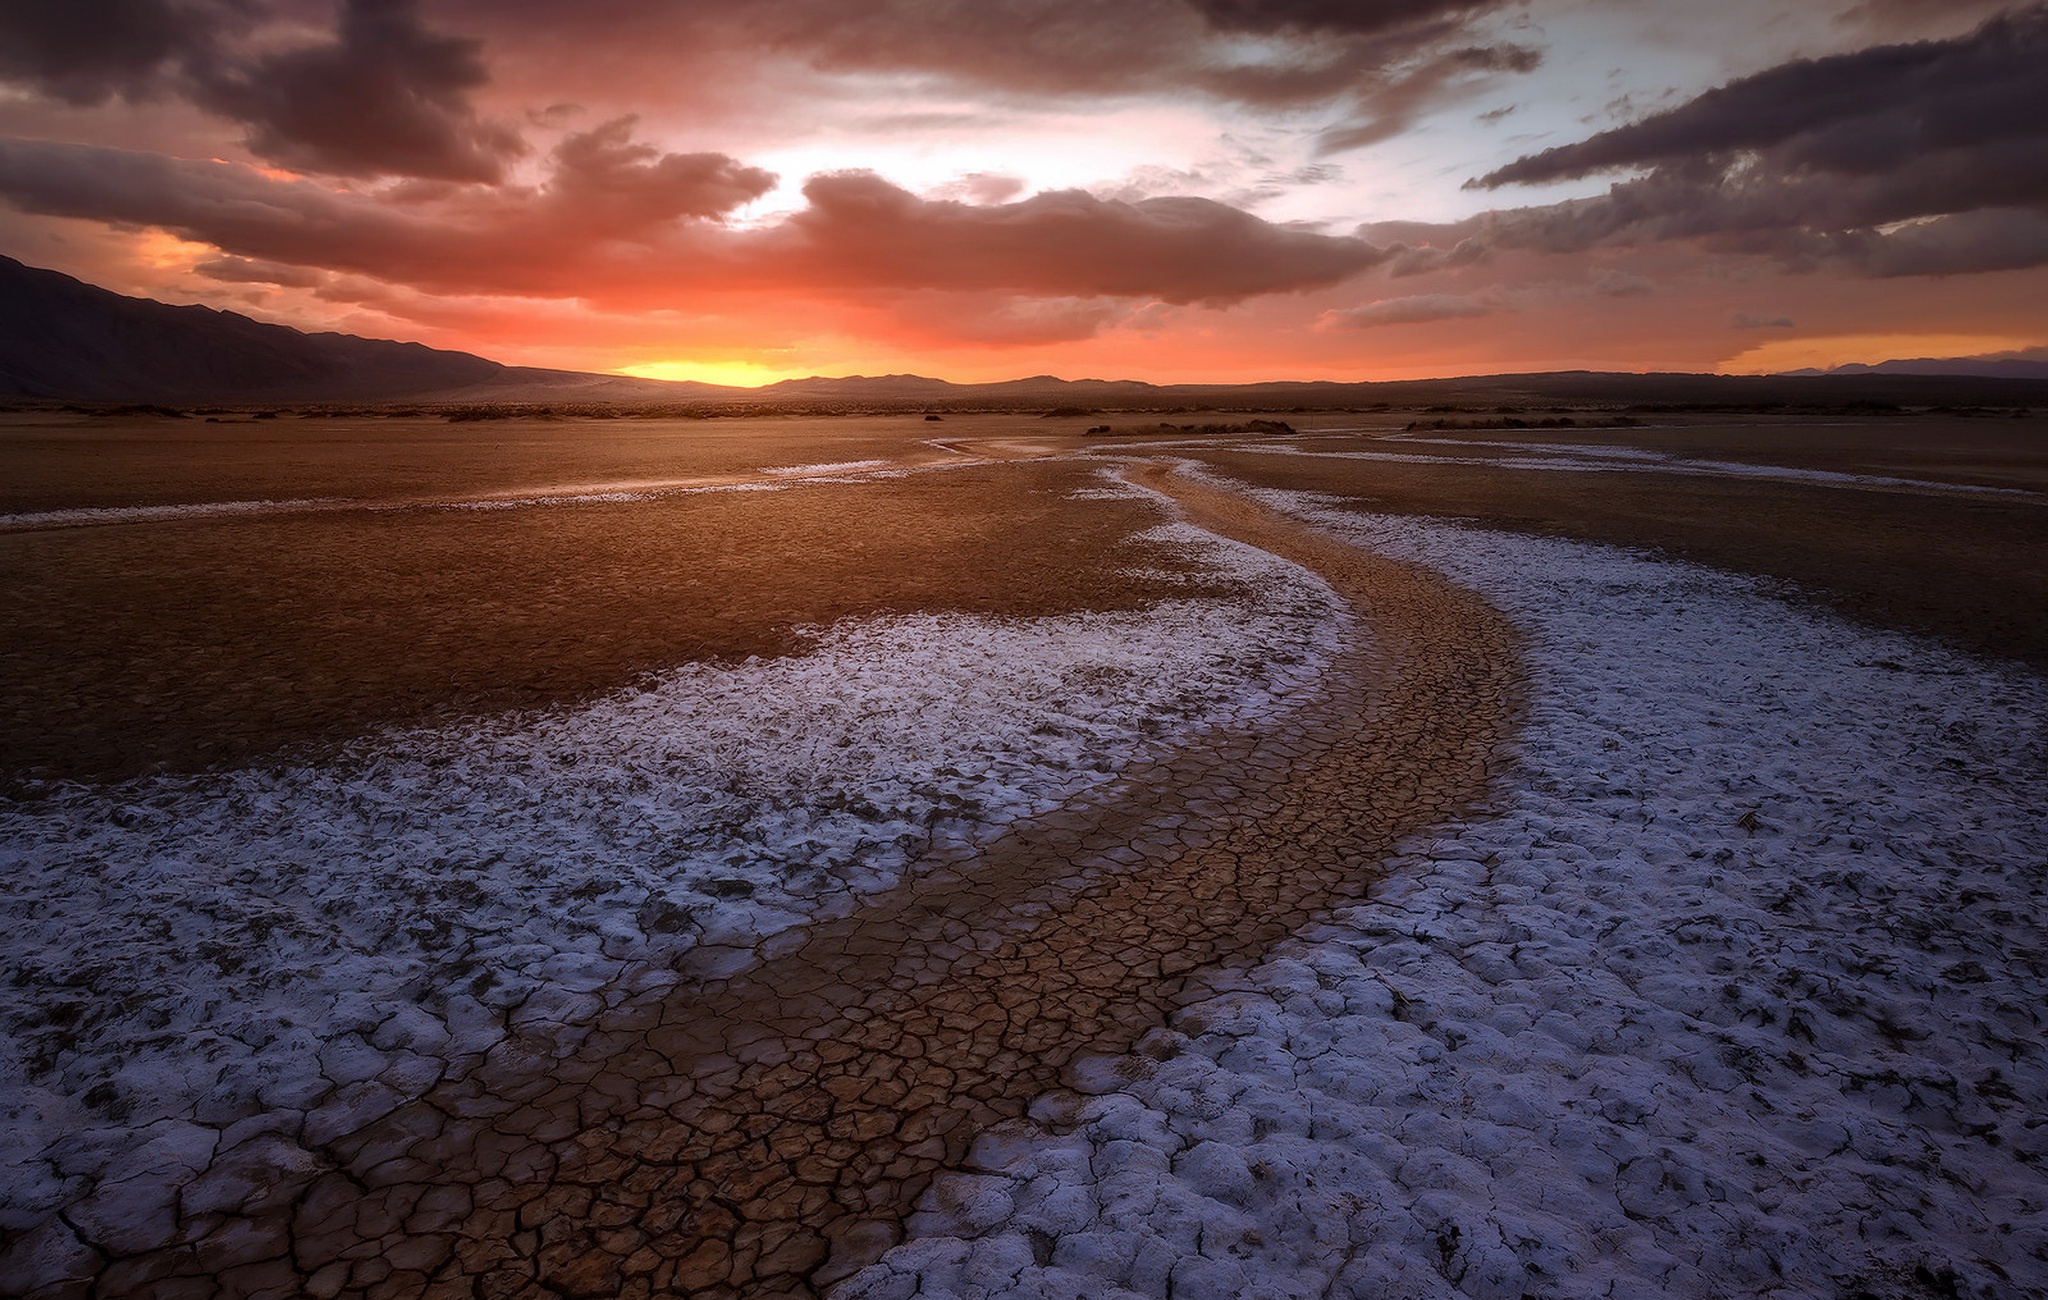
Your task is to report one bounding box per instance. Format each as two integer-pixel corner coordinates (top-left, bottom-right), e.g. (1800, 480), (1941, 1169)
(1781, 352), (2048, 381)
(744, 368), (2048, 408)
(0, 256), (721, 403)
(5, 255), (2047, 407)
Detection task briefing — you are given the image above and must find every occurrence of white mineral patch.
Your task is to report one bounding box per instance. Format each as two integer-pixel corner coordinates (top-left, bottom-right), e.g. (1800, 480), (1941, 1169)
(764, 459), (895, 476)
(0, 498), (342, 529)
(0, 515), (1344, 1221)
(1239, 439), (2045, 500)
(848, 491), (2048, 1300)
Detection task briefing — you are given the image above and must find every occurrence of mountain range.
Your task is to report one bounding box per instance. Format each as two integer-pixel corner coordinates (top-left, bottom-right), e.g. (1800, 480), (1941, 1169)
(5, 254), (2047, 408)
(1783, 354), (2048, 381)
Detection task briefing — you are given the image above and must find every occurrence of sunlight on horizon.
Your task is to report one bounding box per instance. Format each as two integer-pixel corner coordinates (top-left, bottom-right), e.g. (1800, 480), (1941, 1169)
(1721, 333), (2044, 374)
(618, 359), (810, 388)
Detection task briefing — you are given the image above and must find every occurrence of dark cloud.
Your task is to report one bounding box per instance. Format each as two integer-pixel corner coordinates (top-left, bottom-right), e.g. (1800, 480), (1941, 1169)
(1729, 311), (1795, 329)
(0, 139), (1387, 307)
(0, 0), (223, 105)
(1795, 208), (2048, 277)
(1443, 5), (2048, 276)
(0, 0), (521, 180)
(188, 0), (521, 180)
(1, 0), (1542, 188)
(1476, 4), (2047, 192)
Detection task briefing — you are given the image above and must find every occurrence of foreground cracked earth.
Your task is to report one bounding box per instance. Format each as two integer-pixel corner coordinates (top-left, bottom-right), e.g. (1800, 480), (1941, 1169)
(9, 462), (1522, 1298)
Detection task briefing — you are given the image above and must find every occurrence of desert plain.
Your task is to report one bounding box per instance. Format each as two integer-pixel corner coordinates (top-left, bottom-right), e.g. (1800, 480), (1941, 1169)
(1, 404), (2045, 1298)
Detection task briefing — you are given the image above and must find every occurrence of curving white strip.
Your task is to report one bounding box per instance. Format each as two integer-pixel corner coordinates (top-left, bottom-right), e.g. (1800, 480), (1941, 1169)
(855, 491), (2048, 1300)
(0, 501), (1347, 1222)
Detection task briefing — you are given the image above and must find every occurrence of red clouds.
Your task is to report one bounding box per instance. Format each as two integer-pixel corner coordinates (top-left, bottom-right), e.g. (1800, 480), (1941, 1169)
(541, 120), (777, 231)
(0, 137), (1385, 309)
(3, 0), (2041, 380)
(779, 173), (1385, 303)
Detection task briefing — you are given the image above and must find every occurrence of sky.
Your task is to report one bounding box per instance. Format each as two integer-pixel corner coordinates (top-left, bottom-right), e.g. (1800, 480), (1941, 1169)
(1, 0), (2045, 384)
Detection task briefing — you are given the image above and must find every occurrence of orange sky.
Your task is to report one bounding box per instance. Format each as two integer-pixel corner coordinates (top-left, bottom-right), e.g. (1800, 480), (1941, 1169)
(1, 0), (2043, 384)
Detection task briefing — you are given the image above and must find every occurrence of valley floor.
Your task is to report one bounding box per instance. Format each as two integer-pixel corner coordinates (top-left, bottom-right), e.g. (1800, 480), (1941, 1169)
(1, 413), (2043, 1296)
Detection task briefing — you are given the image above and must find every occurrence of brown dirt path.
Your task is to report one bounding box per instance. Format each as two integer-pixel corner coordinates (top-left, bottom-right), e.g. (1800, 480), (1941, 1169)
(26, 463), (1521, 1300)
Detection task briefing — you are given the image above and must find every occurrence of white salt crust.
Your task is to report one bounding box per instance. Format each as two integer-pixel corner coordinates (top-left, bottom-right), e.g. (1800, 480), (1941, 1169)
(846, 491), (2048, 1300)
(0, 513), (1345, 1224)
(1237, 438), (2045, 501)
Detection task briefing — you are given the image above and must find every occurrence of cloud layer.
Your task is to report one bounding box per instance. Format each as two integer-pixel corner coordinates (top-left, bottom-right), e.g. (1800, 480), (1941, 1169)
(0, 0), (2039, 378)
(1451, 5), (2048, 276)
(0, 135), (1385, 309)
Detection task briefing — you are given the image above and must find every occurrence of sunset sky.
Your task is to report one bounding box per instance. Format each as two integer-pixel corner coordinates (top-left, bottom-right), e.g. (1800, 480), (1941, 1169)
(2, 0), (2045, 384)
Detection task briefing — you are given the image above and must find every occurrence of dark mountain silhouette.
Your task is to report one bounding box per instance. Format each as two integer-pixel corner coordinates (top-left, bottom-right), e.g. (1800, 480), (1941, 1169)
(1782, 353), (2048, 381)
(748, 368), (2048, 409)
(5, 254), (2046, 407)
(0, 256), (722, 402)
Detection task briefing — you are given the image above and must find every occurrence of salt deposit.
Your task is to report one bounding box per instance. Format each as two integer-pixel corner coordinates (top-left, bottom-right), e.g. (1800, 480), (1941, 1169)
(0, 513), (1344, 1222)
(1238, 439), (2045, 500)
(847, 488), (2048, 1299)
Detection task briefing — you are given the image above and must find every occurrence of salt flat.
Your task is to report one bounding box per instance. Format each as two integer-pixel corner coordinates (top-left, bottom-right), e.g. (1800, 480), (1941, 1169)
(1, 411), (2043, 1296)
(852, 489), (2048, 1299)
(0, 510), (1340, 1247)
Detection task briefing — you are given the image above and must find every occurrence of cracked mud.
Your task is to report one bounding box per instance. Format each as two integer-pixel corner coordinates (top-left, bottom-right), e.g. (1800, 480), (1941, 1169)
(5, 462), (1521, 1299)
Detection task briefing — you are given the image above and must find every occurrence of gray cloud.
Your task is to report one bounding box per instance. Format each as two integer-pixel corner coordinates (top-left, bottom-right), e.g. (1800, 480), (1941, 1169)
(187, 0), (522, 181)
(0, 0), (227, 105)
(1317, 41), (1542, 154)
(0, 0), (522, 180)
(1436, 5), (2048, 276)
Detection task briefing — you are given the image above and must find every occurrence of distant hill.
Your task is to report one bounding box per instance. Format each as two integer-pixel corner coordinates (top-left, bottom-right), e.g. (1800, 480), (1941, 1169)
(0, 256), (717, 403)
(6, 254), (2047, 408)
(747, 368), (2048, 409)
(1782, 353), (2048, 381)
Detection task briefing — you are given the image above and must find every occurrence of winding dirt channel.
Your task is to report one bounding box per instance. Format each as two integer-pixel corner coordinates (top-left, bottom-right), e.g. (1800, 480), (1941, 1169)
(38, 464), (1521, 1300)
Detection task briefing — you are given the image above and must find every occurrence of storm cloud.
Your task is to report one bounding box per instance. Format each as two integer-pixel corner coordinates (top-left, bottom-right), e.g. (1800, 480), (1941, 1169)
(188, 0), (521, 181)
(0, 0), (223, 104)
(1452, 5), (2048, 274)
(0, 0), (522, 179)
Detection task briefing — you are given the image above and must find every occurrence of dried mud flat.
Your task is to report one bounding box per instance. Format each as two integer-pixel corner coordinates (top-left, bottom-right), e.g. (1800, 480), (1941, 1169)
(2, 412), (2045, 1298)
